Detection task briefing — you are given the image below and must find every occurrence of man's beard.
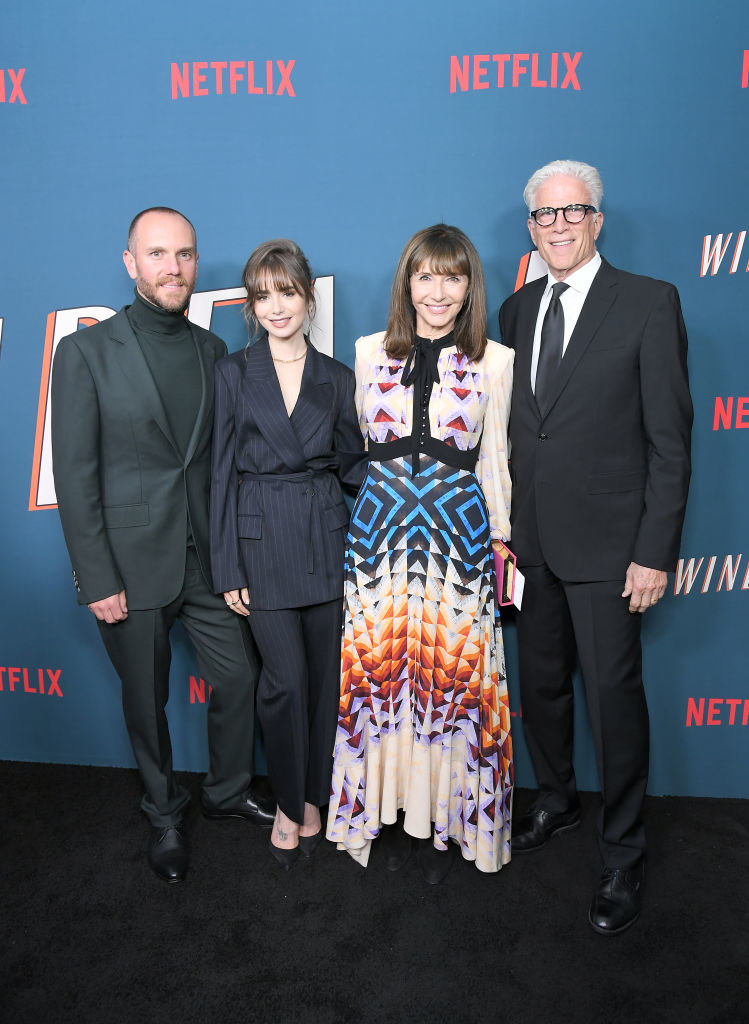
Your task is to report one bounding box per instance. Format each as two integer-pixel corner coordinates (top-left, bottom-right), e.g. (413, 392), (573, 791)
(137, 275), (193, 313)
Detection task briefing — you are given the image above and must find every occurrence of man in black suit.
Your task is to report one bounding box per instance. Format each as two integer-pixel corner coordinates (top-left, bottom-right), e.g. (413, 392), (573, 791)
(499, 161), (692, 934)
(51, 207), (274, 883)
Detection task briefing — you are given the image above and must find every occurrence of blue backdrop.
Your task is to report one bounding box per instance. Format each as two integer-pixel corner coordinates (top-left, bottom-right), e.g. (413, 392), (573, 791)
(2, 0), (747, 797)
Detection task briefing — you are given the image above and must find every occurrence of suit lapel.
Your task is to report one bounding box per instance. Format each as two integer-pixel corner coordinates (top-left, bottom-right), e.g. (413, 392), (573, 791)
(183, 325), (212, 466)
(542, 258), (618, 416)
(108, 311), (179, 453)
(515, 277), (545, 413)
(290, 342), (332, 447)
(243, 336), (307, 470)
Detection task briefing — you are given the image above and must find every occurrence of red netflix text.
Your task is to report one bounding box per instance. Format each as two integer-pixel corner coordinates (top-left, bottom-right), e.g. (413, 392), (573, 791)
(0, 667), (63, 696)
(171, 60), (295, 99)
(685, 698), (749, 726)
(0, 68), (26, 103)
(742, 50), (748, 88)
(450, 53), (581, 93)
(189, 676), (213, 704)
(713, 397), (749, 430)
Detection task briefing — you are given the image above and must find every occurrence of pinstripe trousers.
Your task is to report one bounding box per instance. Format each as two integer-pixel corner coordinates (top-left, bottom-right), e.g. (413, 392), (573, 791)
(248, 599), (343, 824)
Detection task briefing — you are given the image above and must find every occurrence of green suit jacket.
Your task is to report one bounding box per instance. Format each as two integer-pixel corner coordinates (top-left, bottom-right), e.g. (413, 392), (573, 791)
(51, 306), (226, 609)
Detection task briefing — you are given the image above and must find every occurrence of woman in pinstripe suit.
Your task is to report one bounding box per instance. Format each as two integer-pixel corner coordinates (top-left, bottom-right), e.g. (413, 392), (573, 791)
(210, 239), (366, 869)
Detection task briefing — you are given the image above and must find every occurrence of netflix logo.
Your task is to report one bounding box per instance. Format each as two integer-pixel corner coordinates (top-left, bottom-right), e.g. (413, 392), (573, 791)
(171, 60), (295, 99)
(685, 698), (749, 727)
(0, 68), (26, 103)
(450, 52), (581, 93)
(189, 676), (212, 704)
(713, 397), (749, 430)
(0, 666), (63, 696)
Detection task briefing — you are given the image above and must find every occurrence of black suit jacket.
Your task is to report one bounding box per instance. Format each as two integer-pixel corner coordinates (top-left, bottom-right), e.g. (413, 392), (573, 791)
(499, 257), (693, 581)
(210, 336), (367, 610)
(51, 307), (224, 608)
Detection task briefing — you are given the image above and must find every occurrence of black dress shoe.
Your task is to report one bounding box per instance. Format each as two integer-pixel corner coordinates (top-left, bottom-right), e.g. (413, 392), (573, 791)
(417, 839), (455, 885)
(380, 824), (413, 872)
(148, 824), (187, 884)
(269, 840), (300, 871)
(298, 830), (323, 858)
(589, 867), (643, 935)
(511, 805), (580, 853)
(201, 788), (275, 828)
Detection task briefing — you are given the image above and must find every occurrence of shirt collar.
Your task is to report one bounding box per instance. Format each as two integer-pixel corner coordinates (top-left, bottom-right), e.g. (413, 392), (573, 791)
(544, 250), (602, 298)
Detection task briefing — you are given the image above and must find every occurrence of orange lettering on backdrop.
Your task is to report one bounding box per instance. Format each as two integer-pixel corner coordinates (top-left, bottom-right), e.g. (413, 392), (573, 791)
(171, 63), (189, 98)
(735, 397), (749, 428)
(473, 55), (490, 90)
(512, 53), (529, 87)
(276, 60), (295, 96)
(531, 54), (547, 87)
(713, 397), (733, 430)
(493, 54), (510, 87)
(449, 55), (469, 93)
(193, 62), (208, 96)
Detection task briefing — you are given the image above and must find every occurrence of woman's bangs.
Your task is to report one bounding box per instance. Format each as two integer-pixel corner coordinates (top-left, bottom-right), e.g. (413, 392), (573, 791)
(255, 259), (299, 297)
(411, 239), (470, 279)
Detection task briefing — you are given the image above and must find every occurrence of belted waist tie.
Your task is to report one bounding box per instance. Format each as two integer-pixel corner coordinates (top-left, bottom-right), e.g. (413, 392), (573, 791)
(240, 460), (335, 574)
(368, 435), (481, 473)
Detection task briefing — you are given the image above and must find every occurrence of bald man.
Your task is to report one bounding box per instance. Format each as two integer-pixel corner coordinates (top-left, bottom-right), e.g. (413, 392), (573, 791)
(52, 207), (273, 883)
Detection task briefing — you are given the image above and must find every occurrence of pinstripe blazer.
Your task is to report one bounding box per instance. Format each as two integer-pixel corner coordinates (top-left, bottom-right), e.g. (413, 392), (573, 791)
(210, 335), (367, 610)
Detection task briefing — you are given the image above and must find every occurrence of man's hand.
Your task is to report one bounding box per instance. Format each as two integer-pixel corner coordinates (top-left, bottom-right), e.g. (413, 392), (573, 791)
(88, 590), (128, 623)
(622, 563), (667, 614)
(224, 588), (250, 617)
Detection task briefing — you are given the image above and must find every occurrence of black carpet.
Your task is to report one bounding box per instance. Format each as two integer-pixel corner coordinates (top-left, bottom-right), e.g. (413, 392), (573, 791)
(1, 761), (747, 1024)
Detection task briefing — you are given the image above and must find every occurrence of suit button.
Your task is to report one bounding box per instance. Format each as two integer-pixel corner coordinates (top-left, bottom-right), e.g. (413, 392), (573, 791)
(538, 433), (548, 441)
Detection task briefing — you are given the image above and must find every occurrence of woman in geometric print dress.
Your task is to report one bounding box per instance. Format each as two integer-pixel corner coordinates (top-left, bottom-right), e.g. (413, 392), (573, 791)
(326, 224), (514, 882)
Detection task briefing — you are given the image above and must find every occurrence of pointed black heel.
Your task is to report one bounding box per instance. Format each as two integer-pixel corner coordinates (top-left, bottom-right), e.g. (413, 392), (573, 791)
(269, 841), (300, 871)
(298, 830), (323, 858)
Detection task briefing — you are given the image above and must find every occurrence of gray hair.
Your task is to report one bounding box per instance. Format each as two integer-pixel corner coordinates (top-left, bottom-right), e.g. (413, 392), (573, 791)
(523, 160), (603, 213)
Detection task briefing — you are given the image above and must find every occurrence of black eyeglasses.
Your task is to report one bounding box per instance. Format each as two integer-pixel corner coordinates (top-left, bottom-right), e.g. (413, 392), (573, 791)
(530, 204), (597, 227)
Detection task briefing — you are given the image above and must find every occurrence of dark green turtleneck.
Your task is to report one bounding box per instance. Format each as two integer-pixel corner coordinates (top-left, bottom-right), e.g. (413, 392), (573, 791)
(126, 290), (202, 458)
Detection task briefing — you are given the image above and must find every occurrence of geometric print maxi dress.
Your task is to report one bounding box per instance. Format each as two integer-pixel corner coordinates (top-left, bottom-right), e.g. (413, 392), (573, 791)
(326, 331), (515, 873)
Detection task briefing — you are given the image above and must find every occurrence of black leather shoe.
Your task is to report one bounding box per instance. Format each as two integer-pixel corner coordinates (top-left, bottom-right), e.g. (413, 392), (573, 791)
(589, 867), (643, 935)
(201, 788), (275, 828)
(380, 824), (413, 872)
(148, 824), (187, 884)
(417, 839), (455, 885)
(511, 805), (580, 853)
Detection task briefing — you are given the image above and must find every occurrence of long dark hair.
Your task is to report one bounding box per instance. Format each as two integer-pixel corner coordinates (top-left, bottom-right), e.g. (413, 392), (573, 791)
(384, 224), (487, 361)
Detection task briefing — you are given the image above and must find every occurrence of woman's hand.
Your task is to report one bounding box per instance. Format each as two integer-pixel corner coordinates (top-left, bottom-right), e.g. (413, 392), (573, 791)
(223, 588), (250, 617)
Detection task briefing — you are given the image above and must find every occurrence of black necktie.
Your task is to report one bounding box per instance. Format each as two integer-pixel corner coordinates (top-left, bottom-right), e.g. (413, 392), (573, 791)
(535, 282), (569, 413)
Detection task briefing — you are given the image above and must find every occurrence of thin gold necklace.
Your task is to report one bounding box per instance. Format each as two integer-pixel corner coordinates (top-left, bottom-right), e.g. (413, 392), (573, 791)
(271, 349), (307, 363)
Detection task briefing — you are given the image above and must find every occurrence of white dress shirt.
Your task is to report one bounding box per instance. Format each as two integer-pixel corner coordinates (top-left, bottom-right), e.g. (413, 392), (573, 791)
(530, 251), (602, 392)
